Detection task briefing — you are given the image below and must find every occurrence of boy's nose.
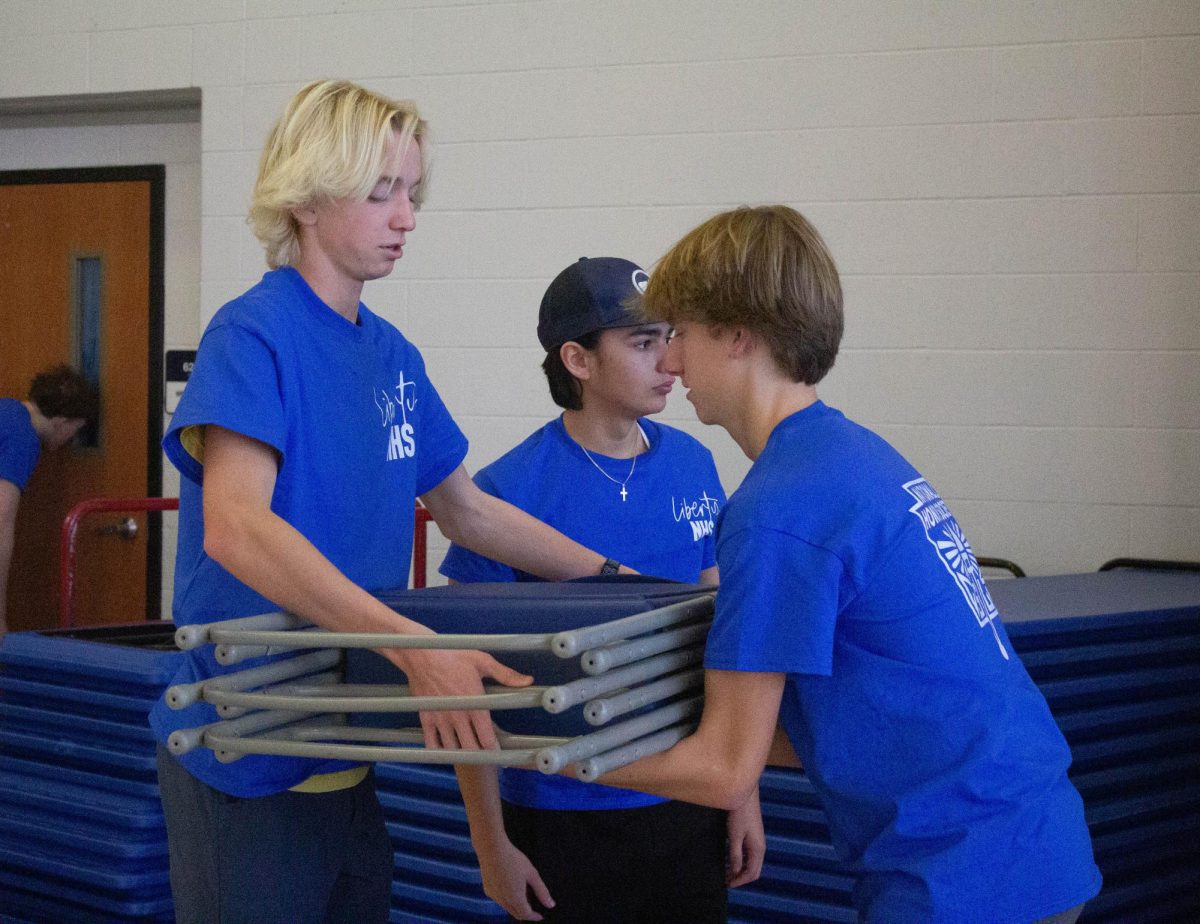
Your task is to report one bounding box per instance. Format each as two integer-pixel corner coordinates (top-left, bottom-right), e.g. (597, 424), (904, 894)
(392, 199), (415, 231)
(653, 342), (672, 373)
(662, 338), (683, 376)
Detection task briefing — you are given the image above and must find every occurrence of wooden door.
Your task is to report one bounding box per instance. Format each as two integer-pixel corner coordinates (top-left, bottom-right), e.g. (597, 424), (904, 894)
(0, 169), (163, 630)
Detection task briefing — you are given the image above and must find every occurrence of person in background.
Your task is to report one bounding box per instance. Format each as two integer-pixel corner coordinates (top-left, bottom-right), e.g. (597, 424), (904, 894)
(441, 256), (763, 922)
(583, 205), (1102, 924)
(151, 79), (635, 924)
(0, 365), (99, 640)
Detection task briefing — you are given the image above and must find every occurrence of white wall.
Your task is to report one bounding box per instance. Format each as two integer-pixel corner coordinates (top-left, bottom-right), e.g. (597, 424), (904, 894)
(2, 0), (1197, 584)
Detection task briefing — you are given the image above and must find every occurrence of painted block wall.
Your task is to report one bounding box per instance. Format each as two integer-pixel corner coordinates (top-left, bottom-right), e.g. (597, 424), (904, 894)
(1, 1), (1197, 590)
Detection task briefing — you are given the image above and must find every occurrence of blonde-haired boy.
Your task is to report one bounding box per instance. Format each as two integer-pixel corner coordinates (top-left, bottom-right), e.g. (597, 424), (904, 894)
(153, 79), (627, 924)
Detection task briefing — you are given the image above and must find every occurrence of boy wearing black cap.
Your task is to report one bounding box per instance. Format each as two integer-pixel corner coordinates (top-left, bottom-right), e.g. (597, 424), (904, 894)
(441, 257), (763, 922)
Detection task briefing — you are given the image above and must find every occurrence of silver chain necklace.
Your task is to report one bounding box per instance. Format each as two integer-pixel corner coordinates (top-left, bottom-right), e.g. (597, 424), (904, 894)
(578, 424), (648, 502)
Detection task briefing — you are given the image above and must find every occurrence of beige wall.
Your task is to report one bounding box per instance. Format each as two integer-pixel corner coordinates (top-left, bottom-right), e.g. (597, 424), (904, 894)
(2, 1), (1197, 588)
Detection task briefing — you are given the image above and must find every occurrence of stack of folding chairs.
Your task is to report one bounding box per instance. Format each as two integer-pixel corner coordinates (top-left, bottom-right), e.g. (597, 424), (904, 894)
(168, 579), (714, 923)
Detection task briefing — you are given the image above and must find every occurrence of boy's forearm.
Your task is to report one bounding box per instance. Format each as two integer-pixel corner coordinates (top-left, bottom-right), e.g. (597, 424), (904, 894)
(598, 736), (749, 810)
(0, 543), (10, 634)
(0, 480), (19, 636)
(468, 493), (606, 580)
(588, 670), (788, 810)
(768, 725), (802, 767)
(455, 763), (510, 851)
(423, 468), (608, 580)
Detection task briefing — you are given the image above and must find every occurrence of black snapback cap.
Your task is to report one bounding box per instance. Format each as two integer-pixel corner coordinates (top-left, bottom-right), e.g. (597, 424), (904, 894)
(537, 257), (651, 351)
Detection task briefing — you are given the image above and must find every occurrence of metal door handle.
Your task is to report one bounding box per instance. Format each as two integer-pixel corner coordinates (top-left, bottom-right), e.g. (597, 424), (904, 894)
(95, 516), (138, 540)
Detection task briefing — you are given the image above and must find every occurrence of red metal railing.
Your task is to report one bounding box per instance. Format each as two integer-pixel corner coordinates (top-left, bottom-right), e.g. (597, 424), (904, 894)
(413, 503), (432, 590)
(60, 499), (434, 628)
(59, 497), (179, 628)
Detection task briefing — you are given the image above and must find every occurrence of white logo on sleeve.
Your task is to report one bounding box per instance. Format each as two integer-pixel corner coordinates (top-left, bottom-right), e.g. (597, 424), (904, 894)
(376, 371), (418, 461)
(903, 478), (1008, 660)
(672, 491), (720, 541)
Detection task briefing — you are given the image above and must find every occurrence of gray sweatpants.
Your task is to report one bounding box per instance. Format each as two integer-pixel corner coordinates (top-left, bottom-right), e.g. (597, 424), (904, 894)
(156, 746), (392, 924)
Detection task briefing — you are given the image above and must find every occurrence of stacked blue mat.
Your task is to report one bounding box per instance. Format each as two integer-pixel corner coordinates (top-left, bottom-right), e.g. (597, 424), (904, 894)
(0, 622), (184, 923)
(993, 571), (1200, 924)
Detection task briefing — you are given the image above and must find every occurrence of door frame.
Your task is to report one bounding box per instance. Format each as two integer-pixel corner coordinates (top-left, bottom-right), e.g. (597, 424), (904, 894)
(0, 165), (166, 619)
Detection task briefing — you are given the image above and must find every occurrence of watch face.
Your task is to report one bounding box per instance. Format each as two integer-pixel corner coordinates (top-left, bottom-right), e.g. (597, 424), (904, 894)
(601, 558), (620, 575)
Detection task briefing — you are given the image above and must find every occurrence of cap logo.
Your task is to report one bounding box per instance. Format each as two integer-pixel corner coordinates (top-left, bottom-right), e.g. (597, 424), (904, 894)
(631, 269), (649, 293)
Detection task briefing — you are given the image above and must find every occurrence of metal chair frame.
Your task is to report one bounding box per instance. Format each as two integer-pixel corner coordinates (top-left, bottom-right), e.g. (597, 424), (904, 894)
(167, 595), (714, 781)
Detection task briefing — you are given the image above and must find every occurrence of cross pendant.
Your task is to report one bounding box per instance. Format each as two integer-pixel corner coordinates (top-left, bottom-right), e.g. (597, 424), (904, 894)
(620, 484), (628, 502)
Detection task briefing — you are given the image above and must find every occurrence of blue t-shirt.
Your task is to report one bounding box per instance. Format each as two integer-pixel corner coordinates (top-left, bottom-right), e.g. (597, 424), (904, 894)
(708, 402), (1101, 923)
(441, 415), (724, 809)
(149, 267), (468, 797)
(0, 399), (40, 491)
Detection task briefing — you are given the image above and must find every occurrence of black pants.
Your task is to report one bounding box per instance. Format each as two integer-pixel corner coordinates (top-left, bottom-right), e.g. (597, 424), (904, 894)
(502, 798), (729, 923)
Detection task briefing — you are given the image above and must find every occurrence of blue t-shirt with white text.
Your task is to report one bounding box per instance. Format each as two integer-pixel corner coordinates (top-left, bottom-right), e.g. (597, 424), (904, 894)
(150, 267), (468, 797)
(708, 401), (1101, 923)
(441, 415), (724, 809)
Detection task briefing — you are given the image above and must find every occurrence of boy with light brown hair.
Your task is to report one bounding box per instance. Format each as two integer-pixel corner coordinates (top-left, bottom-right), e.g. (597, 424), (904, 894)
(589, 205), (1101, 924)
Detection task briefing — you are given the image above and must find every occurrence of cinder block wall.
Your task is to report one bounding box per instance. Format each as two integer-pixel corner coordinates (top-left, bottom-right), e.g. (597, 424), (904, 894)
(1, 1), (1197, 586)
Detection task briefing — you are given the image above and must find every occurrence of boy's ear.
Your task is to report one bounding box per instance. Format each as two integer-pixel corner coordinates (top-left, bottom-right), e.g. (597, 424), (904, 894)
(291, 204), (317, 227)
(727, 326), (756, 359)
(559, 341), (593, 381)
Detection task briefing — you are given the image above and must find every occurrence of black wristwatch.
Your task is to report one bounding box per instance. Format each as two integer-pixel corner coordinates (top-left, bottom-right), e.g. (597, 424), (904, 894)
(600, 557), (621, 576)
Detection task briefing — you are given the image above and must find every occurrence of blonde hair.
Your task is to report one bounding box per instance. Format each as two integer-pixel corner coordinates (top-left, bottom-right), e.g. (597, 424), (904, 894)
(249, 79), (429, 269)
(643, 205), (843, 385)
